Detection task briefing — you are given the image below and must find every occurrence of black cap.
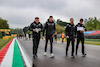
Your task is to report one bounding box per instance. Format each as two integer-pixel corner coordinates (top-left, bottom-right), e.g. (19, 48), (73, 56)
(80, 18), (83, 22)
(49, 16), (53, 18)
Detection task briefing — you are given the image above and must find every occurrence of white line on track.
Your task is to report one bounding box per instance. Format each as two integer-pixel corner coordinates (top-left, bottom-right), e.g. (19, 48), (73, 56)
(16, 38), (31, 67)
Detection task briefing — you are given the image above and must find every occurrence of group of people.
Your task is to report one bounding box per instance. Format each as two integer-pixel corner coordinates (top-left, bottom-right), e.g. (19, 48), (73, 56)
(29, 16), (86, 59)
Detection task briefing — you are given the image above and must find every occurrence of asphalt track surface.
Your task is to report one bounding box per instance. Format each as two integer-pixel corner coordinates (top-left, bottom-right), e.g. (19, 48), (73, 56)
(18, 38), (100, 67)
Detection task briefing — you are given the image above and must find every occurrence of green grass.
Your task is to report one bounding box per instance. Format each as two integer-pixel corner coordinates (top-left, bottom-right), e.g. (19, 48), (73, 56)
(84, 41), (100, 45)
(0, 38), (12, 50)
(56, 38), (100, 45)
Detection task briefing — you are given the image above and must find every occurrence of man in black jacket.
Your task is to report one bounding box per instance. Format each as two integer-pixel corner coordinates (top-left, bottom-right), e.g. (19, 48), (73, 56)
(43, 16), (56, 58)
(76, 19), (86, 57)
(65, 18), (76, 58)
(29, 17), (43, 58)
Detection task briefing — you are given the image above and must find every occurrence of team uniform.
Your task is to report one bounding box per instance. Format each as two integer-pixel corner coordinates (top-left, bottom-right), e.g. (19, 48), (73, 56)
(43, 19), (56, 57)
(65, 23), (76, 57)
(76, 23), (86, 57)
(29, 21), (43, 58)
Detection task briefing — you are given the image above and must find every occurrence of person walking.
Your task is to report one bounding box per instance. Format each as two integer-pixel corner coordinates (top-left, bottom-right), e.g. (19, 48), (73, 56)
(43, 16), (56, 58)
(29, 17), (43, 58)
(65, 18), (76, 58)
(76, 18), (87, 57)
(61, 32), (65, 43)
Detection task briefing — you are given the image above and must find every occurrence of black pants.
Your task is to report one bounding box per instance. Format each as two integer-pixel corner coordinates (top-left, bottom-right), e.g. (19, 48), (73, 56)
(62, 38), (64, 43)
(66, 38), (75, 56)
(76, 38), (85, 55)
(45, 35), (53, 54)
(33, 37), (40, 55)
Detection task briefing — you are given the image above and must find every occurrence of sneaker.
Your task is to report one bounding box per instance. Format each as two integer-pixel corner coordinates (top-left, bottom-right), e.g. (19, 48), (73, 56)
(50, 53), (55, 58)
(33, 54), (36, 59)
(82, 54), (86, 57)
(35, 54), (38, 57)
(43, 52), (47, 56)
(71, 55), (75, 58)
(66, 52), (68, 56)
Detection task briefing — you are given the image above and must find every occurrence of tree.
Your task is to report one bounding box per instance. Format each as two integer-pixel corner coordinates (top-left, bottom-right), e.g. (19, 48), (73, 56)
(57, 19), (68, 26)
(11, 28), (23, 34)
(85, 17), (100, 31)
(56, 24), (65, 34)
(0, 17), (9, 29)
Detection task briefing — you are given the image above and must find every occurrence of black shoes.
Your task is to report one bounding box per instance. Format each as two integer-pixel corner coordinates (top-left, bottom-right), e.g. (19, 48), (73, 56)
(33, 54), (38, 59)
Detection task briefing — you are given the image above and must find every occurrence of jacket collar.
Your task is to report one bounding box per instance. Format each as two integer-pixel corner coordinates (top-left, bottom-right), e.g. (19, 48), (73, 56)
(34, 21), (40, 24)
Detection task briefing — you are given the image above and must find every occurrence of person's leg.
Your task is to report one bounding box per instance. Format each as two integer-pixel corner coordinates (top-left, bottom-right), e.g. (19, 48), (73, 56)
(36, 37), (40, 55)
(62, 38), (64, 43)
(71, 39), (75, 56)
(50, 36), (53, 54)
(52, 37), (53, 43)
(76, 38), (80, 55)
(45, 36), (48, 52)
(33, 38), (37, 56)
(81, 38), (85, 55)
(66, 39), (70, 56)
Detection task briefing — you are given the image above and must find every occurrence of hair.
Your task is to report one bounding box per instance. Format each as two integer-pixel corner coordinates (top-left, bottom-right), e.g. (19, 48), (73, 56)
(49, 16), (53, 18)
(70, 18), (73, 21)
(35, 17), (39, 19)
(80, 18), (83, 22)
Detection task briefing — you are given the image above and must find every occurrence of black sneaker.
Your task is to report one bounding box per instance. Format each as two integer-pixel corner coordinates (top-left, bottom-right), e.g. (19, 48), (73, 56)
(33, 55), (36, 59)
(66, 52), (68, 56)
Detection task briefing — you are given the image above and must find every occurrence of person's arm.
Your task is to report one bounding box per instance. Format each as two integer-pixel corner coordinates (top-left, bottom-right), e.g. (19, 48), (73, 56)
(52, 23), (56, 37)
(75, 25), (77, 38)
(29, 23), (34, 31)
(83, 25), (87, 31)
(39, 23), (43, 32)
(76, 24), (80, 33)
(65, 25), (69, 36)
(43, 23), (47, 36)
(54, 23), (56, 33)
(65, 24), (69, 38)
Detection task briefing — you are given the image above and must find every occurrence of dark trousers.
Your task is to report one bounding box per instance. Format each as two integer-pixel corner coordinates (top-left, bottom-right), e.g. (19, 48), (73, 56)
(76, 38), (85, 55)
(66, 38), (75, 56)
(62, 38), (64, 43)
(45, 35), (53, 54)
(33, 37), (40, 55)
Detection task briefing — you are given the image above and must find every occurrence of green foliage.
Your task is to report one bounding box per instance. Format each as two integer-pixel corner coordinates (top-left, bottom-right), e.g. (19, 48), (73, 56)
(0, 38), (12, 50)
(85, 17), (100, 31)
(0, 17), (9, 29)
(11, 28), (23, 34)
(26, 30), (32, 34)
(57, 19), (68, 26)
(56, 24), (65, 34)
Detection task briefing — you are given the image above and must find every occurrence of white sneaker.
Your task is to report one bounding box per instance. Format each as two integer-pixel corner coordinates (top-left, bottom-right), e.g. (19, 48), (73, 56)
(50, 53), (55, 58)
(43, 52), (47, 56)
(82, 54), (86, 57)
(71, 55), (75, 58)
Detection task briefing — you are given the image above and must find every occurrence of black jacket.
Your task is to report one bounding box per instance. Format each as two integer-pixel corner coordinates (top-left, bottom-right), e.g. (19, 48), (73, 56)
(29, 21), (43, 37)
(43, 20), (56, 36)
(76, 23), (86, 38)
(65, 23), (76, 39)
